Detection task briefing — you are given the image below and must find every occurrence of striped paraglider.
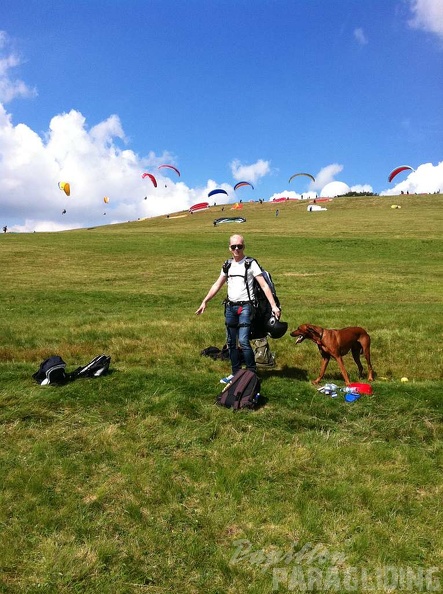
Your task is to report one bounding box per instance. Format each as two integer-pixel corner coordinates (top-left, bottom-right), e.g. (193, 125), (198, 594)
(234, 181), (254, 191)
(388, 165), (415, 183)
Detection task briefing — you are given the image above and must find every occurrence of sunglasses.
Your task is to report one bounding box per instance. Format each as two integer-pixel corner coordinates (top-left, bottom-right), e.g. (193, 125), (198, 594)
(230, 244), (244, 250)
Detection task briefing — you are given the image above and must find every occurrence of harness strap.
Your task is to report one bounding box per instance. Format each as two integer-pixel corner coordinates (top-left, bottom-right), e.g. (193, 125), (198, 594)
(223, 257), (256, 305)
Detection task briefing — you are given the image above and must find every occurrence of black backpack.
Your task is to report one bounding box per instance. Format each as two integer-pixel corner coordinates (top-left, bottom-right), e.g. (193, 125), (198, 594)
(32, 356), (67, 385)
(216, 369), (261, 411)
(222, 256), (281, 339)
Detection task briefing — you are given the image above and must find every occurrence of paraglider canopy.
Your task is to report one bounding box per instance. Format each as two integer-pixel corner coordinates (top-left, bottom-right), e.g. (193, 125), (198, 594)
(142, 173), (157, 188)
(289, 172), (315, 184)
(103, 196), (110, 204)
(158, 164), (180, 177)
(58, 182), (70, 196)
(208, 188), (228, 198)
(234, 181), (254, 191)
(190, 202), (209, 212)
(388, 165), (414, 183)
(213, 216), (246, 225)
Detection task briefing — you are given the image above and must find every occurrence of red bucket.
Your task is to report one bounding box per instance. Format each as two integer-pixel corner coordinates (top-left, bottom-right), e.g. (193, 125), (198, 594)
(348, 382), (373, 395)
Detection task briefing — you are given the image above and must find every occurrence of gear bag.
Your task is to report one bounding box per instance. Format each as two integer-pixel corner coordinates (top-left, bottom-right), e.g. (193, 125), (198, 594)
(252, 337), (275, 367)
(216, 369), (261, 411)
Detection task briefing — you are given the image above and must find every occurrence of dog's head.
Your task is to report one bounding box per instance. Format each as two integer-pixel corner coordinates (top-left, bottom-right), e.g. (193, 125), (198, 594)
(290, 324), (323, 344)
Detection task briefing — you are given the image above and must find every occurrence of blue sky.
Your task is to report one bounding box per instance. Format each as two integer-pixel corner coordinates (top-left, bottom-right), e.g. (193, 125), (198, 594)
(0, 0), (442, 231)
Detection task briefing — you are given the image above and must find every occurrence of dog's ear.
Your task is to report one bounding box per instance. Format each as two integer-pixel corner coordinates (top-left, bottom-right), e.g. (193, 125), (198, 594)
(307, 325), (321, 337)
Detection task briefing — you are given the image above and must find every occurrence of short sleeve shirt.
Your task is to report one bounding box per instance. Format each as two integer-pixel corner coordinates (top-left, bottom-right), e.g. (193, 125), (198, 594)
(222, 257), (262, 302)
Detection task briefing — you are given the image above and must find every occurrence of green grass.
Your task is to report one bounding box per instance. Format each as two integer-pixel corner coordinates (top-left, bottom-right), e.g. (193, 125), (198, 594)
(0, 194), (442, 593)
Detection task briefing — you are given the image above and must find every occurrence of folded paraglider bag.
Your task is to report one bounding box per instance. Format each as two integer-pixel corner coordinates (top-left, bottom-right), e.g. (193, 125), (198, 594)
(32, 356), (67, 385)
(70, 354), (111, 379)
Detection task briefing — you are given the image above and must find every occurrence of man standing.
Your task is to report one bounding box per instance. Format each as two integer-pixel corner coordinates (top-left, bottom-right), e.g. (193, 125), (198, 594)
(196, 234), (281, 383)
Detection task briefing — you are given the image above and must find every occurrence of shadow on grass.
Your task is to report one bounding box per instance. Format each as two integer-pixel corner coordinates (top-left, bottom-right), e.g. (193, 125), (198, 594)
(259, 364), (310, 381)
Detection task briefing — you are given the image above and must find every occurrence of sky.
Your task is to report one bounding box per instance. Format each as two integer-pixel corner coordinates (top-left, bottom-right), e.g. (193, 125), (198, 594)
(0, 0), (442, 232)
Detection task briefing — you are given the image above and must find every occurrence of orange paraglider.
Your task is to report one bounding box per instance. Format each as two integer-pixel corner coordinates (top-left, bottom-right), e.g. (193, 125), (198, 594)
(58, 181), (70, 196)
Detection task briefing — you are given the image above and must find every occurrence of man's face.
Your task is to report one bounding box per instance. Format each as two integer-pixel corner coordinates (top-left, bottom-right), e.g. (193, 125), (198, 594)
(229, 236), (244, 256)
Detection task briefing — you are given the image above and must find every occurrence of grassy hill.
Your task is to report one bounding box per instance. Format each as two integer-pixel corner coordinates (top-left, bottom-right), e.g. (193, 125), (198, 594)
(0, 194), (442, 593)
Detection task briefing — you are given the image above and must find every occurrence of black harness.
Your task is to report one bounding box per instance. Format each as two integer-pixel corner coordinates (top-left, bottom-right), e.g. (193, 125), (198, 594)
(223, 258), (256, 328)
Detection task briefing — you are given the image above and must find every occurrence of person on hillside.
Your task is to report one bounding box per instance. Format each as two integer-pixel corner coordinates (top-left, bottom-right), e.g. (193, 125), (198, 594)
(195, 234), (281, 383)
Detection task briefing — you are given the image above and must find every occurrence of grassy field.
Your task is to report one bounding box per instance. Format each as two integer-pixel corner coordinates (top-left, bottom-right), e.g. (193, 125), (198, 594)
(0, 194), (442, 593)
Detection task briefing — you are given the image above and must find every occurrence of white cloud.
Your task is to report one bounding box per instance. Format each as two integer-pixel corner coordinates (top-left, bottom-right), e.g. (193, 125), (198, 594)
(312, 163), (344, 191)
(0, 104), (232, 232)
(0, 31), (37, 103)
(350, 184), (374, 193)
(353, 28), (368, 45)
(230, 158), (271, 185)
(380, 161), (443, 195)
(408, 0), (443, 41)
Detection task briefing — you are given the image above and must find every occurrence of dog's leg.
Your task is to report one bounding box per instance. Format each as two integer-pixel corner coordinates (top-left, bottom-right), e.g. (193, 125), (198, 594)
(351, 344), (364, 378)
(359, 335), (374, 381)
(313, 352), (330, 384)
(334, 356), (351, 385)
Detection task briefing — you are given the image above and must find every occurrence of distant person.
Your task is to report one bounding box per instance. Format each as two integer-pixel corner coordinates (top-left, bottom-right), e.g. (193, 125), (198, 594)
(275, 209), (279, 217)
(195, 234), (280, 383)
(2, 225), (7, 233)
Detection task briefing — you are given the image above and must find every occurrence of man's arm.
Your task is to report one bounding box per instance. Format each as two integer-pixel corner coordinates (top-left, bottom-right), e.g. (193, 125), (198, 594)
(195, 273), (227, 315)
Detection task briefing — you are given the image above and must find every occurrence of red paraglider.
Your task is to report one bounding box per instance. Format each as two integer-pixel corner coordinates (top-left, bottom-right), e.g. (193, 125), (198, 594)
(388, 165), (414, 183)
(142, 173), (157, 188)
(189, 202), (209, 213)
(234, 181), (254, 191)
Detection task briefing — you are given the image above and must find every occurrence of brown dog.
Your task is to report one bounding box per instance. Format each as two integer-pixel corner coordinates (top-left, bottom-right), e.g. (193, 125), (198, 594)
(290, 324), (374, 385)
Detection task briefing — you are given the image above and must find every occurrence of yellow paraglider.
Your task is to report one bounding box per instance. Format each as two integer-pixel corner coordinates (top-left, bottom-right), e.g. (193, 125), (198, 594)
(103, 196), (109, 204)
(58, 181), (70, 196)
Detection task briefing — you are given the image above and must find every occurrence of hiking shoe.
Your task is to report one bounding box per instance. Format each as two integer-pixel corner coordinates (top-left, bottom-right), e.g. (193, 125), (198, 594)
(220, 374), (234, 384)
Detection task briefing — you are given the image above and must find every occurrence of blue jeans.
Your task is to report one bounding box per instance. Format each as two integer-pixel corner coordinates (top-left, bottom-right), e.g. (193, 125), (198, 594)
(225, 302), (256, 374)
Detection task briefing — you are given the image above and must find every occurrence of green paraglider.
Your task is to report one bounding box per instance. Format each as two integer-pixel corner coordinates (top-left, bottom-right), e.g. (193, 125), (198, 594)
(288, 172), (315, 184)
